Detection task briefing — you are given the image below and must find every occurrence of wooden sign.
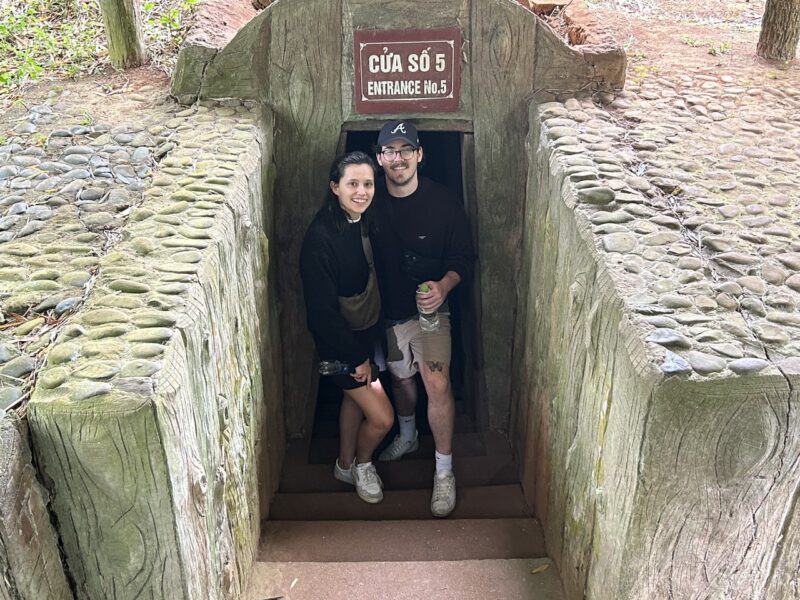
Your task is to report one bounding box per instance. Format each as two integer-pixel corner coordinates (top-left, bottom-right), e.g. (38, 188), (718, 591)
(354, 27), (461, 114)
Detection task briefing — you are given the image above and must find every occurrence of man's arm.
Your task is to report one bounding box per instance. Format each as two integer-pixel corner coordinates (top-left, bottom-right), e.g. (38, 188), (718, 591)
(437, 195), (474, 299)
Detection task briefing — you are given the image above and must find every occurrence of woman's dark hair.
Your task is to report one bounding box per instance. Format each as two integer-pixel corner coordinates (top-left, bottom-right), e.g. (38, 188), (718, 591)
(323, 151), (378, 233)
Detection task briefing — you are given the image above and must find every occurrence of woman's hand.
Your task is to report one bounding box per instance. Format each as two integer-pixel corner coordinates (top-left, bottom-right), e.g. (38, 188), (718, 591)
(352, 359), (373, 384)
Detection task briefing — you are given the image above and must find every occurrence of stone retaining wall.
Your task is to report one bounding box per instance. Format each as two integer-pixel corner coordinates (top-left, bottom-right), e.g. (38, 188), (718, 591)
(517, 101), (800, 600)
(19, 102), (283, 599)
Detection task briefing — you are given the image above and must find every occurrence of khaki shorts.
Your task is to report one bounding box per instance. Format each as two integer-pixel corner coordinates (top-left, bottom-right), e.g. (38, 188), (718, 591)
(385, 314), (451, 379)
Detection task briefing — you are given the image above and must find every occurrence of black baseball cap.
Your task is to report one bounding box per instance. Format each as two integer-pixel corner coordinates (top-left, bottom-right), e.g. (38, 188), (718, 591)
(377, 120), (419, 148)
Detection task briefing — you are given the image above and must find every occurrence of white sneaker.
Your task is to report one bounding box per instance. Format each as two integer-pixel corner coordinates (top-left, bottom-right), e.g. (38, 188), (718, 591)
(353, 462), (384, 504)
(431, 471), (456, 518)
(334, 459), (354, 485)
(378, 432), (420, 461)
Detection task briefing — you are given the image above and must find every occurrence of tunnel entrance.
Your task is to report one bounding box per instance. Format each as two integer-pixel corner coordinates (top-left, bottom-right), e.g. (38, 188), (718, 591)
(158, 0), (611, 565)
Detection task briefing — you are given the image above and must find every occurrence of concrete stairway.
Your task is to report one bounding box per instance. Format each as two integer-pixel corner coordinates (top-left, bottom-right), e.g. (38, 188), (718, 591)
(270, 431), (526, 520)
(245, 519), (563, 599)
(246, 429), (566, 599)
(246, 376), (564, 599)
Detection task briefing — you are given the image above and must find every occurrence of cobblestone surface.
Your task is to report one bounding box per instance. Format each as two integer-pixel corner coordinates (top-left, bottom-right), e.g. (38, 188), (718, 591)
(540, 71), (800, 378)
(0, 86), (261, 412)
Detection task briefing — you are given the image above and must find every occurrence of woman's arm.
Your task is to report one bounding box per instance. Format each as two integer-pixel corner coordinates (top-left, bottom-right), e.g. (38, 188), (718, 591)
(299, 232), (370, 368)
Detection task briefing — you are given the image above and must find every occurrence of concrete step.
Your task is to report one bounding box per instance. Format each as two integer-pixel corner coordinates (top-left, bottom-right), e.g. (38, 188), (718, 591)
(258, 518), (546, 562)
(279, 454), (518, 493)
(245, 558), (564, 600)
(268, 484), (530, 521)
(280, 431), (516, 493)
(304, 429), (488, 465)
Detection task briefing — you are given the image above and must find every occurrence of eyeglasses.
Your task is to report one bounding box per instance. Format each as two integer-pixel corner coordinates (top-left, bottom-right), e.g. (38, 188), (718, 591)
(380, 147), (418, 160)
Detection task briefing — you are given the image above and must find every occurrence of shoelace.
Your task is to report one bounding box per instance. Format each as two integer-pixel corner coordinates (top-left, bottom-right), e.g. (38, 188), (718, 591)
(357, 464), (378, 486)
(433, 473), (454, 499)
(388, 435), (415, 456)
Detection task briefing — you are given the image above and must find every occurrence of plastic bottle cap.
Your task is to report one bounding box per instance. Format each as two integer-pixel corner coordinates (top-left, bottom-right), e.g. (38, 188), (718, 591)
(417, 283), (429, 293)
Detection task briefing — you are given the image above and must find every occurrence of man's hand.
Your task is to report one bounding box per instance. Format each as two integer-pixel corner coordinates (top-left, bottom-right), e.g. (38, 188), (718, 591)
(416, 271), (461, 312)
(351, 359), (373, 384)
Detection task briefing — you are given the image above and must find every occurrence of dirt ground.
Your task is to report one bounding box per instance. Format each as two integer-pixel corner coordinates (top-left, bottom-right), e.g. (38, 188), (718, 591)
(1, 67), (171, 129)
(2, 0), (798, 129)
(583, 0), (799, 87)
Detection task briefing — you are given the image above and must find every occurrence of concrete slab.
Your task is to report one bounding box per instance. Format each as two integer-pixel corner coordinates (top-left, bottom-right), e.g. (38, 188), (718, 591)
(259, 518), (546, 562)
(245, 558), (564, 600)
(268, 484), (529, 521)
(307, 430), (488, 464)
(280, 432), (517, 493)
(278, 455), (518, 493)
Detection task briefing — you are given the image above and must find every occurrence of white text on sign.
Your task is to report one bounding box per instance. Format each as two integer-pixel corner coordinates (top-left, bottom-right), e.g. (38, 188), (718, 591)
(366, 80), (450, 96)
(368, 49), (447, 74)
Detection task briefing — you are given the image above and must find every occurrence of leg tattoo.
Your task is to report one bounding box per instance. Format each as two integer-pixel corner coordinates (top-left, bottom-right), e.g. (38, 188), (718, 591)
(426, 361), (445, 373)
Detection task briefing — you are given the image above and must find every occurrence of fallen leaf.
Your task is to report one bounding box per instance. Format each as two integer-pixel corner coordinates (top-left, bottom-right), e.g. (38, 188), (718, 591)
(531, 564), (550, 574)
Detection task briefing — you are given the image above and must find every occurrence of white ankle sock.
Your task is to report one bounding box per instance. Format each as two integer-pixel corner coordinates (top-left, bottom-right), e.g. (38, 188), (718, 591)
(435, 451), (452, 475)
(399, 415), (416, 442)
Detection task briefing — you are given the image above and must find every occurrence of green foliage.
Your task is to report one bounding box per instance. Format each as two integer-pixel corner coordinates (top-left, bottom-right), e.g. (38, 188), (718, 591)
(0, 0), (103, 96)
(630, 63), (658, 84)
(142, 0), (200, 72)
(78, 111), (95, 126)
(144, 0), (197, 30)
(681, 36), (732, 56)
(681, 36), (706, 47)
(0, 0), (200, 106)
(707, 40), (731, 56)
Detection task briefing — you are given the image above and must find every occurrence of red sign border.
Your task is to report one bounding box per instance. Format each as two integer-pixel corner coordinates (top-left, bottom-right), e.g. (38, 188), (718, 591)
(354, 27), (462, 115)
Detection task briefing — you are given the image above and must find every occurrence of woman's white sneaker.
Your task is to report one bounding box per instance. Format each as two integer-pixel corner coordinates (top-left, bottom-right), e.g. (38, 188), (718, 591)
(333, 459), (354, 485)
(353, 462), (384, 504)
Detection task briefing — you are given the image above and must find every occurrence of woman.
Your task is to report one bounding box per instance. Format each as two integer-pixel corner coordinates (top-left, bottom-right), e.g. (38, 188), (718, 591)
(299, 151), (394, 504)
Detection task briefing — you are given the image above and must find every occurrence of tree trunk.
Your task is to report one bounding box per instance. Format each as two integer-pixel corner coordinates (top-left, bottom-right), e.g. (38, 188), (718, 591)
(757, 0), (800, 61)
(98, 0), (146, 69)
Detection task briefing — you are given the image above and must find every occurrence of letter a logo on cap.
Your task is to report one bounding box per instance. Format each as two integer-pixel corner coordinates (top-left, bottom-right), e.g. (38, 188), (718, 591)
(378, 120), (418, 147)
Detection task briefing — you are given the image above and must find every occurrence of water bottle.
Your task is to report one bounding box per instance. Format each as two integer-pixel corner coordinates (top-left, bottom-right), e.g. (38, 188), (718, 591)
(416, 283), (440, 332)
(319, 360), (350, 375)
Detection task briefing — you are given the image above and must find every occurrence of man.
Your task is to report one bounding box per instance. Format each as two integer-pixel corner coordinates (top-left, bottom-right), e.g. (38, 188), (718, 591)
(371, 120), (474, 518)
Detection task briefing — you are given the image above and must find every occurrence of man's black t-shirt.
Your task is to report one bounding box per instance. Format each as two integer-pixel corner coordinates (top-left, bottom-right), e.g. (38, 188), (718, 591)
(371, 176), (474, 321)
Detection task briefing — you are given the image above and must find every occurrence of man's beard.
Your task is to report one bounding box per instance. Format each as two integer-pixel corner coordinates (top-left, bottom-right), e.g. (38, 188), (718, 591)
(386, 161), (415, 186)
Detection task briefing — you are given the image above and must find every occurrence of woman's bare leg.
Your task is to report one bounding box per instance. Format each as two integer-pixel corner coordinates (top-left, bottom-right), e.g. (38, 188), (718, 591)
(338, 394), (363, 468)
(343, 379), (394, 464)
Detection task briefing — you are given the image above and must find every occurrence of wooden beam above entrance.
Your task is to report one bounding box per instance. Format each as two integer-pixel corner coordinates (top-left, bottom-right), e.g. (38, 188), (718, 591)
(341, 119), (474, 132)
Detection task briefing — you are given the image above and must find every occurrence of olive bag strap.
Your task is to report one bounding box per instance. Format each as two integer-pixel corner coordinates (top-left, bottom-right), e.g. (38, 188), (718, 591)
(337, 220), (381, 331)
